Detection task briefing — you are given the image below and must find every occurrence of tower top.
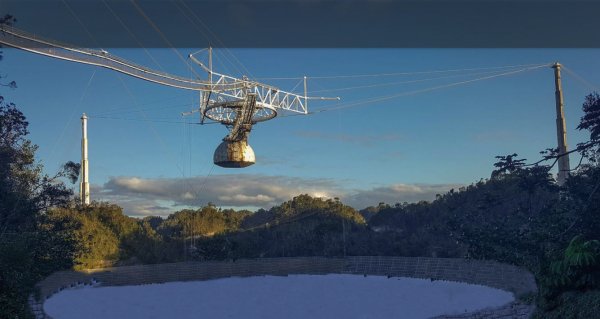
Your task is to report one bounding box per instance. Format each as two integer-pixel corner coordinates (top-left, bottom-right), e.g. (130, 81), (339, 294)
(81, 113), (88, 120)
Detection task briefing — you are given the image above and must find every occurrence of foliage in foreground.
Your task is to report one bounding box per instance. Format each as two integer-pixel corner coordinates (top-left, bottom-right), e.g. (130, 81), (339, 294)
(0, 82), (77, 316)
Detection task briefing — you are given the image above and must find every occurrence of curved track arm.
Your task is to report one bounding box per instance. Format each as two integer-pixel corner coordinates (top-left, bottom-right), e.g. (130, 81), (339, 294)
(1, 24), (340, 116)
(0, 24), (242, 91)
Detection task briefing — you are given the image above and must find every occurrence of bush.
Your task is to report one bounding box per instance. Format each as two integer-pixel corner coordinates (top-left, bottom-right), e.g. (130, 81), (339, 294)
(533, 290), (600, 319)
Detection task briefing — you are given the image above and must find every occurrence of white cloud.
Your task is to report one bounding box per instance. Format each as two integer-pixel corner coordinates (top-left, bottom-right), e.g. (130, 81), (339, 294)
(217, 194), (274, 203)
(96, 174), (339, 216)
(94, 174), (461, 217)
(343, 183), (463, 208)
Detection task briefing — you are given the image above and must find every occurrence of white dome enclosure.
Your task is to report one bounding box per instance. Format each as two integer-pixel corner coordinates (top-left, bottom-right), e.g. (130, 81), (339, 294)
(213, 139), (256, 168)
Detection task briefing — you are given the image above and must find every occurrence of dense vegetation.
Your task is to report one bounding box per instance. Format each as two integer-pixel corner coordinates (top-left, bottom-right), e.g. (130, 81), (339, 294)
(11, 157), (596, 318)
(3, 98), (600, 319)
(1, 15), (79, 315)
(3, 96), (600, 319)
(2, 18), (600, 316)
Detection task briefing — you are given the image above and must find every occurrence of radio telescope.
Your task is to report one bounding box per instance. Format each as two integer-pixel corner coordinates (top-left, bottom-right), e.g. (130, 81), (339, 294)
(0, 24), (339, 168)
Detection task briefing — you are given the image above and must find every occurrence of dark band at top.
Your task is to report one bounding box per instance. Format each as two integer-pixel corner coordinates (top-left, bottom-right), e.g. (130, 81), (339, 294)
(1, 0), (599, 48)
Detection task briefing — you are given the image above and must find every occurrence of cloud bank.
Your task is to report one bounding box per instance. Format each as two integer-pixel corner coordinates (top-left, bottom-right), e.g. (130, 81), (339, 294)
(95, 174), (460, 217)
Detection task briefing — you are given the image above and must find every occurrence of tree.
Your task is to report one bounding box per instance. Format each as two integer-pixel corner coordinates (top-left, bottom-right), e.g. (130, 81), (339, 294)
(0, 22), (80, 317)
(578, 93), (600, 143)
(491, 153), (527, 178)
(575, 93), (600, 164)
(0, 102), (77, 235)
(547, 235), (600, 291)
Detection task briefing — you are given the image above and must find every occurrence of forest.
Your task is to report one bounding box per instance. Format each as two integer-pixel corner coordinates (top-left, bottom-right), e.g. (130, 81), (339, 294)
(2, 94), (600, 317)
(2, 14), (600, 318)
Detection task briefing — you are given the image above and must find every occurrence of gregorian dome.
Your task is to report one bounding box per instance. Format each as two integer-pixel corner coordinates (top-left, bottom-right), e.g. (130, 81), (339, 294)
(213, 139), (256, 168)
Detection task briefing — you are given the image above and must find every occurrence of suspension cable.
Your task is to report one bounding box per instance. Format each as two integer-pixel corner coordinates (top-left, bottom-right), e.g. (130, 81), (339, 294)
(255, 63), (550, 81)
(48, 70), (96, 165)
(562, 65), (600, 91)
(309, 68), (532, 94)
(101, 0), (164, 71)
(129, 0), (203, 79)
(310, 64), (550, 113)
(176, 0), (254, 78)
(61, 0), (100, 48)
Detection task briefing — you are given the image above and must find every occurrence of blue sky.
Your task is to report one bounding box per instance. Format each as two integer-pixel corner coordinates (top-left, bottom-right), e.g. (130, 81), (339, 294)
(2, 48), (600, 216)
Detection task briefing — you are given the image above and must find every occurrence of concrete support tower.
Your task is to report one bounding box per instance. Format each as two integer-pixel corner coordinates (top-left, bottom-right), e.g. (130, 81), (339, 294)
(80, 113), (90, 205)
(552, 63), (570, 186)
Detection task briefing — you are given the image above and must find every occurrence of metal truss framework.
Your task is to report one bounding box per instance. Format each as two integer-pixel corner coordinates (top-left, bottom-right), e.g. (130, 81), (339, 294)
(0, 24), (339, 124)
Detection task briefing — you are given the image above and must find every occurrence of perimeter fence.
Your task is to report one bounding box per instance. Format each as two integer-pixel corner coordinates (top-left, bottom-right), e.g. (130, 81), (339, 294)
(30, 256), (538, 319)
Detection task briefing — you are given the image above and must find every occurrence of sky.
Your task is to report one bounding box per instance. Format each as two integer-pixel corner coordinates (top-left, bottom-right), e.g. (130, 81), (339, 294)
(2, 47), (600, 216)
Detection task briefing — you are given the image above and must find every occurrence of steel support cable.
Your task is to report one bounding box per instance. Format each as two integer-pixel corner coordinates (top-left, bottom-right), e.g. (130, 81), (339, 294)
(561, 65), (600, 91)
(255, 62), (551, 81)
(61, 0), (100, 48)
(176, 161), (216, 211)
(129, 0), (203, 80)
(172, 1), (222, 66)
(101, 0), (165, 71)
(90, 115), (218, 124)
(309, 67), (535, 94)
(307, 78), (330, 93)
(238, 208), (324, 233)
(288, 78), (305, 94)
(115, 74), (208, 209)
(211, 51), (236, 81)
(91, 111), (216, 209)
(194, 164), (215, 207)
(176, 0), (254, 78)
(90, 102), (196, 117)
(170, 1), (244, 76)
(178, 113), (194, 197)
(183, 54), (199, 124)
(243, 65), (547, 120)
(189, 48), (208, 58)
(274, 66), (548, 119)
(180, 113), (186, 178)
(90, 94), (194, 116)
(0, 25), (232, 90)
(116, 74), (190, 177)
(188, 116), (193, 177)
(310, 64), (550, 113)
(48, 70), (96, 166)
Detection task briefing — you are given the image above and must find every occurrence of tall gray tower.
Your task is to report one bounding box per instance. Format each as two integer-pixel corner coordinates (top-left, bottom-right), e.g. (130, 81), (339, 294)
(552, 63), (570, 186)
(80, 113), (90, 205)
